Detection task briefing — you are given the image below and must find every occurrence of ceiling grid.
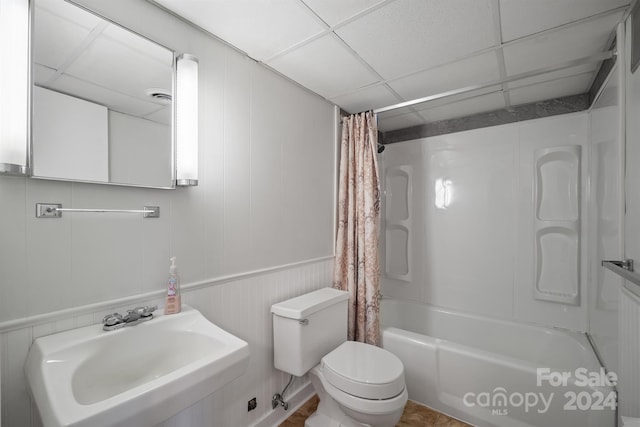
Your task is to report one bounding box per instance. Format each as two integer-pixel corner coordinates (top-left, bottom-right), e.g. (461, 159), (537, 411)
(152, 0), (630, 131)
(490, 0), (511, 109)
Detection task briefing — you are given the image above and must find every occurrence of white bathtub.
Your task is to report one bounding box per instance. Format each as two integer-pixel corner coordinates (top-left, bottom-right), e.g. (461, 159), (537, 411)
(380, 299), (616, 427)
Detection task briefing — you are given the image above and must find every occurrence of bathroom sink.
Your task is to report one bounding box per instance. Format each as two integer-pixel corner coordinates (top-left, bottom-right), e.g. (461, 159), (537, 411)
(25, 306), (250, 427)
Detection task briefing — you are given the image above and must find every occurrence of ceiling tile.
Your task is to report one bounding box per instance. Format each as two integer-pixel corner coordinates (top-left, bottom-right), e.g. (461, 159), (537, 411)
(377, 111), (424, 132)
(417, 91), (506, 123)
(388, 52), (501, 101)
(267, 34), (379, 99)
(153, 0), (326, 60)
(330, 84), (400, 114)
(507, 63), (597, 89)
(335, 0), (497, 79)
(302, 0), (388, 26)
(500, 0), (630, 42)
(508, 73), (594, 106)
(503, 12), (622, 76)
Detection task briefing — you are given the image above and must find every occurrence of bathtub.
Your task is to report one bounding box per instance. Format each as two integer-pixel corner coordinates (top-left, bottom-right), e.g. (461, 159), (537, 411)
(380, 298), (616, 427)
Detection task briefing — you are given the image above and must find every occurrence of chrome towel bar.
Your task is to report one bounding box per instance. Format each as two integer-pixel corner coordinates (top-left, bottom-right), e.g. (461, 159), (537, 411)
(36, 203), (159, 218)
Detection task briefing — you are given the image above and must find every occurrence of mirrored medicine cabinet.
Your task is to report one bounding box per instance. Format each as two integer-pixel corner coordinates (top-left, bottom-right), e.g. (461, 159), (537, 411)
(30, 0), (176, 188)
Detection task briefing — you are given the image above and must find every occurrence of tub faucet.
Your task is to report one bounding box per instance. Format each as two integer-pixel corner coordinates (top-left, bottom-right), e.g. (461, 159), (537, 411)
(102, 305), (157, 331)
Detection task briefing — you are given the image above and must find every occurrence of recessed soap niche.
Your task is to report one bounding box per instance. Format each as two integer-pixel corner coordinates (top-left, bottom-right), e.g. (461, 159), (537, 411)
(385, 166), (412, 282)
(533, 146), (581, 305)
(386, 225), (410, 277)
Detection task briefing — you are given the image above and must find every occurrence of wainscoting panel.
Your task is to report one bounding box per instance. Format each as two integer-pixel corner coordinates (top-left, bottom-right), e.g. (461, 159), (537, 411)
(619, 287), (640, 418)
(0, 258), (333, 427)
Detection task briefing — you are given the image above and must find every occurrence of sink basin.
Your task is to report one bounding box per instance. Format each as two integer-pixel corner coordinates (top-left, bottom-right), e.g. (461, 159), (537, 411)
(25, 306), (250, 427)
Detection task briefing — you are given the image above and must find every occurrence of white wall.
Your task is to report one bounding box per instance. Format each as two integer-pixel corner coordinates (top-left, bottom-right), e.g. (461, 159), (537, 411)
(0, 0), (337, 426)
(589, 59), (624, 374)
(381, 113), (590, 331)
(0, 0), (336, 321)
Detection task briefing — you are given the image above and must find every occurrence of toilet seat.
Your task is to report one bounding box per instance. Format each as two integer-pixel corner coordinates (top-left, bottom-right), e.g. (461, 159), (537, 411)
(321, 341), (405, 400)
(312, 365), (409, 418)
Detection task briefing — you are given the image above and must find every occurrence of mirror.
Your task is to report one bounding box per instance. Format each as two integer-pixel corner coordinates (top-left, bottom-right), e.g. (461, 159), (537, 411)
(31, 0), (175, 188)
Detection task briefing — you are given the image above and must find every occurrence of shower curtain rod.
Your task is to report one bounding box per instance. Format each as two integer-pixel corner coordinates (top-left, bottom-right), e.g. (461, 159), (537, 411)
(370, 50), (615, 115)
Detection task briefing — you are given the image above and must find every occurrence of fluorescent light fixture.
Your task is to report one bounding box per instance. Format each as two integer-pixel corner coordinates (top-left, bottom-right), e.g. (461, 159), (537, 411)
(0, 0), (30, 176)
(175, 54), (199, 187)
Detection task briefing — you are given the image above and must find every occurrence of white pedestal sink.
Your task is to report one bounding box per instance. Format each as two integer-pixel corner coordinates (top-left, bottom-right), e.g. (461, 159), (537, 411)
(25, 306), (250, 427)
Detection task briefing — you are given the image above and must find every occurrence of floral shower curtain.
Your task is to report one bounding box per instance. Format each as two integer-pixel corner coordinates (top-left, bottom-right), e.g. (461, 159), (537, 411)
(333, 111), (381, 345)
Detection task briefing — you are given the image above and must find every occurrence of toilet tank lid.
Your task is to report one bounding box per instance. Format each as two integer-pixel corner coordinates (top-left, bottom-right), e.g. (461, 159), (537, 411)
(271, 288), (349, 320)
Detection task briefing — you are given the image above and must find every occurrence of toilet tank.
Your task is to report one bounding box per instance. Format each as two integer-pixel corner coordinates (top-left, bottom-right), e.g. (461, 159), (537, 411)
(271, 287), (349, 376)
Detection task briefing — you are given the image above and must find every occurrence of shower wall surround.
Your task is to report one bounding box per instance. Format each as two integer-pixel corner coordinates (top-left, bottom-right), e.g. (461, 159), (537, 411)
(589, 59), (623, 374)
(533, 145), (582, 306)
(0, 0), (336, 426)
(381, 113), (590, 331)
(620, 16), (640, 420)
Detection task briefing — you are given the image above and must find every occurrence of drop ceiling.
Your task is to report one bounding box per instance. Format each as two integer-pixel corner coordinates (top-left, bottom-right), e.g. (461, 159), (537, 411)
(151, 0), (629, 132)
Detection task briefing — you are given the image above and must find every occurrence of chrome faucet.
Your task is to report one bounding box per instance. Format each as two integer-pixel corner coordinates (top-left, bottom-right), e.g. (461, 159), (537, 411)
(102, 305), (158, 331)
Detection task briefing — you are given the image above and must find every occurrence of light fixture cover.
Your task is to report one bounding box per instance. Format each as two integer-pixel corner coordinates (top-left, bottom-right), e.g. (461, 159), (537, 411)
(0, 0), (30, 175)
(176, 54), (199, 186)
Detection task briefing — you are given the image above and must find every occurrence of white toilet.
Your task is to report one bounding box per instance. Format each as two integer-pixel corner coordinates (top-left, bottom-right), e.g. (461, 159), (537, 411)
(271, 288), (408, 427)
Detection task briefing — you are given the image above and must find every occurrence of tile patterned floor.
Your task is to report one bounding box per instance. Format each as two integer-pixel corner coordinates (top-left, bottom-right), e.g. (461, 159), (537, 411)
(279, 395), (472, 427)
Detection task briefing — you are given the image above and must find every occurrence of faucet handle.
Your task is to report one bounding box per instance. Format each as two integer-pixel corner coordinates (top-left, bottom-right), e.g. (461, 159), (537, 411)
(127, 305), (158, 318)
(140, 305), (158, 317)
(102, 313), (123, 326)
(124, 305), (157, 321)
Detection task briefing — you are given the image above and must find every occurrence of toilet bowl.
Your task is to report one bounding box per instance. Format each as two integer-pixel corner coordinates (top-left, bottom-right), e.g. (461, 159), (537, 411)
(271, 288), (407, 427)
(306, 341), (408, 427)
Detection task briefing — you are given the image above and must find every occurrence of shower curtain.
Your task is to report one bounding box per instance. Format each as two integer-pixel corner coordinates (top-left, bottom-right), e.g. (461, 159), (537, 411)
(333, 111), (381, 345)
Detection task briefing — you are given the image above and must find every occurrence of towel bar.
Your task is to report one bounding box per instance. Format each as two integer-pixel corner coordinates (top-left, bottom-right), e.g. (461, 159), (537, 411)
(36, 203), (159, 218)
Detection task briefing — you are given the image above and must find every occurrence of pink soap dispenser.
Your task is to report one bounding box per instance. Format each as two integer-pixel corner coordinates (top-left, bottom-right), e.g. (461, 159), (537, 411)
(164, 257), (181, 314)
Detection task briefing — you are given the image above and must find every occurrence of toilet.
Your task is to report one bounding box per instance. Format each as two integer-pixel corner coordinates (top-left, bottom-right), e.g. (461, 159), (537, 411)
(271, 288), (408, 427)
